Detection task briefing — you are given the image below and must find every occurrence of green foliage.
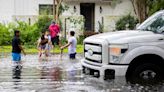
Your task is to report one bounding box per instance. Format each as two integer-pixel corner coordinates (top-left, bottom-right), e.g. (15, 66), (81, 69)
(59, 4), (69, 16)
(116, 14), (138, 30)
(98, 21), (104, 33)
(0, 45), (84, 54)
(67, 16), (84, 25)
(67, 16), (85, 31)
(0, 16), (53, 45)
(15, 21), (38, 45)
(77, 35), (85, 45)
(148, 0), (164, 16)
(60, 37), (67, 45)
(0, 23), (12, 45)
(36, 16), (53, 32)
(0, 15), (83, 46)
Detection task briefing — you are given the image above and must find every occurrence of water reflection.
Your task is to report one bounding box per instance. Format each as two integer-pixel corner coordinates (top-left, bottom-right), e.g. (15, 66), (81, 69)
(12, 64), (22, 79)
(40, 65), (63, 81)
(0, 54), (164, 92)
(12, 63), (22, 89)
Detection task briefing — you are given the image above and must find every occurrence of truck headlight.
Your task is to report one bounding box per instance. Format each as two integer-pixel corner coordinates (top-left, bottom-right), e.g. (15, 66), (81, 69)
(109, 44), (128, 63)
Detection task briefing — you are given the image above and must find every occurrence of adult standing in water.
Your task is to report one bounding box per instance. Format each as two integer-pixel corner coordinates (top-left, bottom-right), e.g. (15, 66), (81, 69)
(49, 21), (60, 49)
(12, 30), (26, 63)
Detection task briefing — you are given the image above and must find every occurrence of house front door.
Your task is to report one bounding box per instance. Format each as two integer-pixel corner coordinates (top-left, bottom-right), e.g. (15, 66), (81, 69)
(80, 3), (95, 31)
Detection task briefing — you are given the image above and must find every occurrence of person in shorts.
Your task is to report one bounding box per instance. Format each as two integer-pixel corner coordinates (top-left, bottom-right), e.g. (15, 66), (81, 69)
(60, 31), (77, 59)
(37, 31), (49, 57)
(49, 21), (60, 46)
(12, 30), (26, 63)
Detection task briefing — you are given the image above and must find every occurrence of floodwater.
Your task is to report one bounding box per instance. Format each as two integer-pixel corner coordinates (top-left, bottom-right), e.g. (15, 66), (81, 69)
(0, 54), (164, 92)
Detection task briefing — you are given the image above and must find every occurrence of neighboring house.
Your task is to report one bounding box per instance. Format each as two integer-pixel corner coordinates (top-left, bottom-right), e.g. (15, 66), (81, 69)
(0, 0), (53, 24)
(63, 0), (135, 32)
(0, 0), (135, 32)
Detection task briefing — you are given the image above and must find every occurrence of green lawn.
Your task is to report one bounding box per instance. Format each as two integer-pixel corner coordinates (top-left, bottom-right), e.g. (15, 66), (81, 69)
(0, 45), (84, 54)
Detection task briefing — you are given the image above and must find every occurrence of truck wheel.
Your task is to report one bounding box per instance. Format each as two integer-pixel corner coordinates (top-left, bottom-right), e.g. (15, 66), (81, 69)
(130, 63), (163, 84)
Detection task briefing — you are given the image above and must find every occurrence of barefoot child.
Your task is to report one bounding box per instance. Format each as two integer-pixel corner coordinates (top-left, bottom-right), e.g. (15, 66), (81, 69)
(60, 31), (77, 59)
(37, 31), (49, 57)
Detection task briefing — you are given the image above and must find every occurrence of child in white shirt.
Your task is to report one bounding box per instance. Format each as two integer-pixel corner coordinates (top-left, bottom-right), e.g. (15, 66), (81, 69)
(60, 31), (77, 59)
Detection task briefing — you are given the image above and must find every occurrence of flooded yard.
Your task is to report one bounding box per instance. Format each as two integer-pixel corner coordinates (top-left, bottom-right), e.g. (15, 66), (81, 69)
(0, 54), (164, 92)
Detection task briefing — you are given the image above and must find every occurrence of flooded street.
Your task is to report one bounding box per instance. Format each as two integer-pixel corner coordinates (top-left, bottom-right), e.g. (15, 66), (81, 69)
(0, 54), (164, 92)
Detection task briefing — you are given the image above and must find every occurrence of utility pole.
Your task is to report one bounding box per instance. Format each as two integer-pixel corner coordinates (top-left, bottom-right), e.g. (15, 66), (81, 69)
(53, 0), (56, 20)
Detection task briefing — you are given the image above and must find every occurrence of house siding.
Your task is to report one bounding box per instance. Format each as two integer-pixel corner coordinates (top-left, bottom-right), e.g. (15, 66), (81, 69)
(63, 0), (135, 32)
(0, 0), (135, 32)
(0, 0), (53, 23)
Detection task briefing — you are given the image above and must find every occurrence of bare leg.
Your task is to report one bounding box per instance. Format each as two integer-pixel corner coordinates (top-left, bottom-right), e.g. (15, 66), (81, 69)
(38, 48), (42, 58)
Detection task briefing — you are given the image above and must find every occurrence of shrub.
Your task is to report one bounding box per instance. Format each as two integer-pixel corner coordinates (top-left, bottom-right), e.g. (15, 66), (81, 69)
(77, 35), (85, 45)
(60, 37), (67, 45)
(0, 16), (53, 46)
(36, 16), (53, 32)
(116, 14), (138, 30)
(0, 23), (12, 45)
(16, 16), (53, 45)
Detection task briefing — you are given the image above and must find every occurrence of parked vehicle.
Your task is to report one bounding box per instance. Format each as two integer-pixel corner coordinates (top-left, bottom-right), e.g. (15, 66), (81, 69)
(81, 10), (164, 84)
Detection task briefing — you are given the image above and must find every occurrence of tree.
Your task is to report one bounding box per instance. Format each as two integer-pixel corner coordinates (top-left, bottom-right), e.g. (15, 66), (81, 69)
(116, 14), (138, 30)
(148, 0), (164, 16)
(53, 0), (63, 23)
(131, 0), (164, 23)
(130, 0), (148, 23)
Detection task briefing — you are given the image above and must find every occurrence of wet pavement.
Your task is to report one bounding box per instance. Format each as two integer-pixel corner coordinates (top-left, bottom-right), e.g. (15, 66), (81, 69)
(0, 54), (164, 92)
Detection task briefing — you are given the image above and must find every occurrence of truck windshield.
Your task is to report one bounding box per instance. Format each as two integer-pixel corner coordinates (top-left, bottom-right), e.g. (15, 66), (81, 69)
(137, 11), (164, 33)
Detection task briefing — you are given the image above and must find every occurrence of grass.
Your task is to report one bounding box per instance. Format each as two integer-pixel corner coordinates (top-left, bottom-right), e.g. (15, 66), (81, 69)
(0, 45), (84, 54)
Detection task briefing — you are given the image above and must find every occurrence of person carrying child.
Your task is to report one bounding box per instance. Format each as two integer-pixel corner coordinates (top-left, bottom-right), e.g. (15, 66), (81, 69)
(60, 31), (77, 59)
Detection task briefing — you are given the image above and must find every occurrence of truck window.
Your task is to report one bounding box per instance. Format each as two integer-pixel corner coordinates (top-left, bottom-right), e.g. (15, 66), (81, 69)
(137, 12), (164, 33)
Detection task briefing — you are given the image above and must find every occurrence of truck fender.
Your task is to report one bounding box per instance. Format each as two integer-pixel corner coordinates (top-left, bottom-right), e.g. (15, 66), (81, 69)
(120, 46), (164, 64)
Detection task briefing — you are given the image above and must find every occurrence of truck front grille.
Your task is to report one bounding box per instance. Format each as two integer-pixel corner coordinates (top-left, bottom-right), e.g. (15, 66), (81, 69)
(84, 43), (102, 63)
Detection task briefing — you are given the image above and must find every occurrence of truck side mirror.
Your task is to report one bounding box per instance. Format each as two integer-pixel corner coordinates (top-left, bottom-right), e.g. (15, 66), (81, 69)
(136, 23), (140, 29)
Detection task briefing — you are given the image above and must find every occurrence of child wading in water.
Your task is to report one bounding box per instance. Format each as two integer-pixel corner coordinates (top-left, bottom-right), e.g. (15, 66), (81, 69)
(37, 31), (51, 57)
(60, 31), (77, 59)
(45, 30), (53, 56)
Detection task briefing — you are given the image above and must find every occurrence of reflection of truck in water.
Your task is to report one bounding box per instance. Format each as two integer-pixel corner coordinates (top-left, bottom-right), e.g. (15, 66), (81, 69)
(81, 10), (164, 83)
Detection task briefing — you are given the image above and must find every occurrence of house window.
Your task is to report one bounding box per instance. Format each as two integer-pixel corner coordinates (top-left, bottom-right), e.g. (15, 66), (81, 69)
(39, 4), (53, 15)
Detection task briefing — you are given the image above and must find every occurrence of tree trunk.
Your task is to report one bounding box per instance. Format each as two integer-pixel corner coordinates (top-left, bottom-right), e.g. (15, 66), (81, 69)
(131, 0), (148, 23)
(130, 0), (137, 15)
(53, 0), (56, 20)
(55, 0), (63, 24)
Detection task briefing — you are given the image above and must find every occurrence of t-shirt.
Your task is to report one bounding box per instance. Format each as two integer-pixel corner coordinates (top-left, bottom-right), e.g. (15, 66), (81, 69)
(38, 35), (49, 46)
(12, 36), (21, 53)
(68, 37), (77, 54)
(49, 24), (60, 38)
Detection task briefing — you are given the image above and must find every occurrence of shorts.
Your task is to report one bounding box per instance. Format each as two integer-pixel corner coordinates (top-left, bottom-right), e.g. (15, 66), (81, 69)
(40, 45), (46, 49)
(51, 36), (59, 45)
(12, 53), (21, 62)
(69, 53), (76, 59)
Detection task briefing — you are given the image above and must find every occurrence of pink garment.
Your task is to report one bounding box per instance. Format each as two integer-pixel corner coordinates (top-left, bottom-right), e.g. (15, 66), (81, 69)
(49, 24), (60, 38)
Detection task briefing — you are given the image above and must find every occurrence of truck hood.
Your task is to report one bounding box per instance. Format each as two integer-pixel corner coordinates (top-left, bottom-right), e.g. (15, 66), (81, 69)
(84, 30), (164, 44)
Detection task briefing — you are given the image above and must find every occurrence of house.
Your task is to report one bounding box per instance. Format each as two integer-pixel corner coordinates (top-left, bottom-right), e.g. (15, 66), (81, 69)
(62, 0), (135, 32)
(0, 0), (135, 32)
(0, 0), (54, 24)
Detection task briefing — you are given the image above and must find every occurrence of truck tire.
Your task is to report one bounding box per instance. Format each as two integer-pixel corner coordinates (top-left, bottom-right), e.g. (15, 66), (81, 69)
(128, 63), (163, 84)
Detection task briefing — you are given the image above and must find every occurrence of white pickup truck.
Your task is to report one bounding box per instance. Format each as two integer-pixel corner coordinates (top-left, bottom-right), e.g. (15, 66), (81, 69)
(81, 10), (164, 83)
